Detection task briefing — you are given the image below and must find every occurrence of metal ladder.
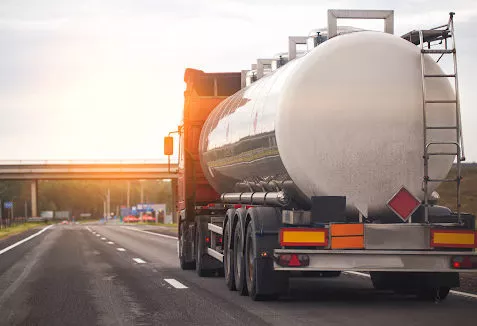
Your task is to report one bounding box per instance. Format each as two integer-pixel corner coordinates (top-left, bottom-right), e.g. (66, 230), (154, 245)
(415, 12), (465, 223)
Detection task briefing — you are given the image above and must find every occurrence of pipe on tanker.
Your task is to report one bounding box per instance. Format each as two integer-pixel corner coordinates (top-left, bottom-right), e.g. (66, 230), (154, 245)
(221, 191), (290, 207)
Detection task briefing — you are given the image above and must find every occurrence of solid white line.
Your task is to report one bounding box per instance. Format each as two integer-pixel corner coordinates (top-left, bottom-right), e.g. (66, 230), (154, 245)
(117, 248), (126, 252)
(343, 271), (477, 300)
(133, 258), (146, 264)
(121, 226), (177, 240)
(164, 278), (188, 289)
(0, 225), (54, 256)
(107, 241), (114, 245)
(451, 289), (477, 299)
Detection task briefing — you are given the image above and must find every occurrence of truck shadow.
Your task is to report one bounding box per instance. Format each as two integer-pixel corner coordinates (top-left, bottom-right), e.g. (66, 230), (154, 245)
(277, 277), (442, 304)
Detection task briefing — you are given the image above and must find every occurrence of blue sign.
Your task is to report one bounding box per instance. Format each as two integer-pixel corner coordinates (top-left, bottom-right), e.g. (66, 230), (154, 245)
(4, 201), (13, 209)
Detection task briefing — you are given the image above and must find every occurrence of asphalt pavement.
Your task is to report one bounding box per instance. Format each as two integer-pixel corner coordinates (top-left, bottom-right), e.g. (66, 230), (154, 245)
(0, 223), (476, 326)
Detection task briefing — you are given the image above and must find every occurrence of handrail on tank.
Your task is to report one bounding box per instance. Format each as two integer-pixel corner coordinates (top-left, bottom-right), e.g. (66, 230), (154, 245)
(288, 36), (308, 61)
(327, 9), (394, 38)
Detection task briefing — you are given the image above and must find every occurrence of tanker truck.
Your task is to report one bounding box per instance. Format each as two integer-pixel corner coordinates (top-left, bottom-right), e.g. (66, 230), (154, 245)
(164, 9), (477, 301)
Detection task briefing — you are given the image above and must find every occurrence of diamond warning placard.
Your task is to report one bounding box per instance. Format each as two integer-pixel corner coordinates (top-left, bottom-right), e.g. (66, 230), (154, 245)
(387, 187), (421, 222)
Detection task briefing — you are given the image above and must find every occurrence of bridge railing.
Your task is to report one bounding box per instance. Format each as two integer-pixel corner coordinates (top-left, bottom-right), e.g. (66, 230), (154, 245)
(0, 159), (179, 165)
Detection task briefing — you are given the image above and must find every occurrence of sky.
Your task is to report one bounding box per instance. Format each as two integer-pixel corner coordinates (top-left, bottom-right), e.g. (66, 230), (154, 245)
(0, 0), (476, 162)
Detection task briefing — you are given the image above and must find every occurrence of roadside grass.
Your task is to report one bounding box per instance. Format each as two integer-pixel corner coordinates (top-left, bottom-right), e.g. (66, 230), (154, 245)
(0, 222), (50, 239)
(437, 164), (477, 219)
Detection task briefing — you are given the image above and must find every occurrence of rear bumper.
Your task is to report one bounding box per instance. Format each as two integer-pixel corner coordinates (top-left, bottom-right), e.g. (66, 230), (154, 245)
(273, 249), (477, 272)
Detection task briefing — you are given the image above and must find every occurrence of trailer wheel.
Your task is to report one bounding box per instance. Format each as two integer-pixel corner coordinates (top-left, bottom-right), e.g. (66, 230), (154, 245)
(370, 272), (389, 290)
(195, 220), (214, 277)
(179, 223), (195, 270)
(245, 222), (281, 301)
(233, 221), (248, 295)
(223, 220), (236, 290)
(417, 287), (450, 301)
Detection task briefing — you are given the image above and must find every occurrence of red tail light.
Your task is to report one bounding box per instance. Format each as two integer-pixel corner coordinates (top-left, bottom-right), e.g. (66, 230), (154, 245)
(451, 256), (477, 269)
(276, 254), (309, 267)
(205, 236), (210, 244)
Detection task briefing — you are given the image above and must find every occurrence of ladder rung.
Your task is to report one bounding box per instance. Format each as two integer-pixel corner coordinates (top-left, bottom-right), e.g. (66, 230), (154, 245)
(426, 152), (458, 156)
(421, 49), (454, 54)
(426, 178), (459, 182)
(424, 74), (456, 78)
(425, 126), (457, 130)
(425, 100), (457, 104)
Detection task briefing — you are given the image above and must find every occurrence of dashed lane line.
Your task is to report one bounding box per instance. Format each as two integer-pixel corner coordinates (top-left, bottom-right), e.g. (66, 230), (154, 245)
(107, 241), (114, 245)
(164, 278), (188, 289)
(117, 248), (126, 252)
(0, 225), (54, 256)
(133, 258), (146, 264)
(121, 226), (177, 240)
(343, 271), (477, 300)
(101, 237), (107, 240)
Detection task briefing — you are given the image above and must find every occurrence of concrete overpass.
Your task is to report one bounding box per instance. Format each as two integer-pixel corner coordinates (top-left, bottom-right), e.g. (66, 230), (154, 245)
(0, 160), (179, 218)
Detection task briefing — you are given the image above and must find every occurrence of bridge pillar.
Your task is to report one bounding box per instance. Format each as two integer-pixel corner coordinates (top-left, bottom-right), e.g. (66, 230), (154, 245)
(171, 178), (177, 224)
(31, 180), (38, 217)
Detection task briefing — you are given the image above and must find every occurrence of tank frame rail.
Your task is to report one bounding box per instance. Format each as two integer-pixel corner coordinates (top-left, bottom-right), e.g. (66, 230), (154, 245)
(273, 249), (477, 272)
(405, 12), (465, 224)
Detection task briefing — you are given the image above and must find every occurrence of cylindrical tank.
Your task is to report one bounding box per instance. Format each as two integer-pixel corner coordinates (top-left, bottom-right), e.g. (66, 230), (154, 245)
(199, 31), (456, 217)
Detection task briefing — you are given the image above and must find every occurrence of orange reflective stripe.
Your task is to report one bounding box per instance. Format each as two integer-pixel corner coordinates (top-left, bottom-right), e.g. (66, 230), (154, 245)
(331, 236), (364, 249)
(280, 228), (328, 247)
(330, 224), (364, 237)
(431, 229), (476, 248)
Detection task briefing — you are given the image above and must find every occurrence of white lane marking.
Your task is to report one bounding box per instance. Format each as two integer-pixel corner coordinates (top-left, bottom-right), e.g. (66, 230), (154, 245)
(117, 248), (126, 252)
(451, 289), (477, 299)
(164, 278), (188, 289)
(96, 234), (101, 237)
(121, 226), (177, 240)
(344, 271), (370, 278)
(0, 225), (54, 256)
(343, 271), (477, 300)
(107, 241), (114, 245)
(86, 226), (92, 232)
(101, 237), (107, 240)
(133, 258), (146, 264)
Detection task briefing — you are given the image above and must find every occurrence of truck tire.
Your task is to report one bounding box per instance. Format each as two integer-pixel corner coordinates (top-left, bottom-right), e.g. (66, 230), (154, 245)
(179, 222), (195, 270)
(195, 219), (215, 277)
(245, 207), (289, 301)
(223, 219), (236, 290)
(234, 221), (248, 295)
(370, 272), (389, 290)
(417, 287), (450, 301)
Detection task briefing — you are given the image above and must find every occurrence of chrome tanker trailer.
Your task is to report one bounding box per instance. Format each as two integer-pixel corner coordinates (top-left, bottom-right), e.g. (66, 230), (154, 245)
(165, 9), (477, 301)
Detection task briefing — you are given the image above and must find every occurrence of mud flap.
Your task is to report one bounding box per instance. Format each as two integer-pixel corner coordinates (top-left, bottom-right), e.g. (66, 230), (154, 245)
(254, 257), (289, 295)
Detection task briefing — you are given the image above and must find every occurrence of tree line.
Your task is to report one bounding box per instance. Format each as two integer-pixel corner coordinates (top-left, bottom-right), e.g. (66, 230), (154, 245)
(0, 180), (173, 218)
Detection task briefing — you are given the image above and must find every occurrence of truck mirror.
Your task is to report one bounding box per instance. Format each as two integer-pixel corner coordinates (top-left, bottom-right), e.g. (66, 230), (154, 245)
(164, 136), (174, 156)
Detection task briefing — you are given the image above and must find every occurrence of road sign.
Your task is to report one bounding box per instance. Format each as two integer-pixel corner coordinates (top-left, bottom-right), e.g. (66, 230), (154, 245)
(387, 186), (421, 222)
(4, 201), (13, 209)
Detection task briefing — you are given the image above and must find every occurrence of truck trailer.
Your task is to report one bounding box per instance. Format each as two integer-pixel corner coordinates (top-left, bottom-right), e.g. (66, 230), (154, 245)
(164, 9), (477, 301)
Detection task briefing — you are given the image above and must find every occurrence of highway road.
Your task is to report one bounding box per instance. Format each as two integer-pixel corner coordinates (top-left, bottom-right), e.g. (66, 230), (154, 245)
(0, 224), (476, 326)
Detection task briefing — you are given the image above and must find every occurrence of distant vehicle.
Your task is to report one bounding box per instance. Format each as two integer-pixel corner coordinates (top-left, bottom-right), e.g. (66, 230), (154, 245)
(165, 10), (477, 302)
(142, 215), (155, 222)
(123, 215), (139, 223)
(61, 220), (69, 225)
